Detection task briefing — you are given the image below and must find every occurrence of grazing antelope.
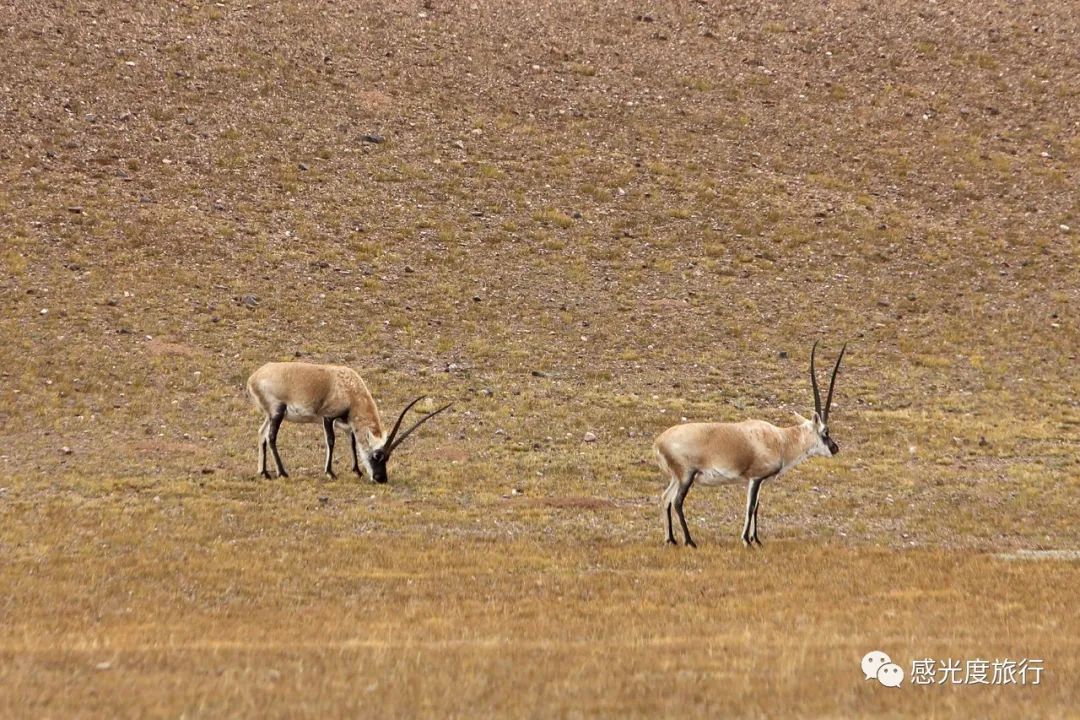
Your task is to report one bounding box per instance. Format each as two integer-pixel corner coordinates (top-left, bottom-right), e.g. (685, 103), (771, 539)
(246, 362), (451, 483)
(653, 342), (846, 548)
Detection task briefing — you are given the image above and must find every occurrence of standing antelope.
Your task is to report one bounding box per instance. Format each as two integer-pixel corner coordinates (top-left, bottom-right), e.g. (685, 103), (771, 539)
(246, 362), (451, 483)
(653, 342), (847, 548)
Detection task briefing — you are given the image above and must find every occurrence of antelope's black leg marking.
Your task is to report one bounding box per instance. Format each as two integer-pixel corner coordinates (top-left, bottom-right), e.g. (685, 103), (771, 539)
(268, 404), (289, 478)
(742, 478), (763, 547)
(350, 431), (362, 477)
(322, 417), (336, 478)
(674, 470), (699, 548)
(666, 499), (677, 545)
(751, 500), (763, 546)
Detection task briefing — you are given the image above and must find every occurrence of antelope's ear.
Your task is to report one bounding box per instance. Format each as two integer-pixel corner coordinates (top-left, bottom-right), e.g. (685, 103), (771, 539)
(792, 411), (810, 425)
(811, 411), (824, 427)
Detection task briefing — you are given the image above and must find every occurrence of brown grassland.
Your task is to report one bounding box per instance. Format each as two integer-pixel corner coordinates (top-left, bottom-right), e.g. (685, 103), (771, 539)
(1, 0), (1078, 717)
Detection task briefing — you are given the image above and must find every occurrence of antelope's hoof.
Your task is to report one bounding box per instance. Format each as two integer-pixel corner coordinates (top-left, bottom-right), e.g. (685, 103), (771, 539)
(753, 537), (763, 547)
(278, 471), (289, 479)
(686, 539), (698, 549)
(325, 472), (337, 481)
(260, 471), (271, 480)
(666, 537), (678, 546)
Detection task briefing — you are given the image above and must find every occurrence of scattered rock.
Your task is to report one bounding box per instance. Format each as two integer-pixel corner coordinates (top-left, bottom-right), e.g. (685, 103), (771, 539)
(239, 294), (259, 308)
(201, 467), (214, 475)
(530, 370), (549, 378)
(61, 446), (72, 455)
(67, 206), (84, 214)
(1060, 224), (1070, 232)
(362, 134), (385, 144)
(319, 496), (329, 505)
(583, 431), (598, 442)
(979, 436), (989, 447)
(298, 162), (310, 171)
(778, 350), (788, 359)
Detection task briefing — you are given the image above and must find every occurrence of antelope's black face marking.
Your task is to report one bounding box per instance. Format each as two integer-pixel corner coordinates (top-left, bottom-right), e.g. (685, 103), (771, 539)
(820, 427), (839, 455)
(369, 448), (389, 484)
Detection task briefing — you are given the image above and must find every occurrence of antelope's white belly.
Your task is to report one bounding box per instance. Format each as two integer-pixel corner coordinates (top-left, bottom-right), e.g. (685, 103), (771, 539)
(285, 404), (320, 423)
(696, 466), (743, 486)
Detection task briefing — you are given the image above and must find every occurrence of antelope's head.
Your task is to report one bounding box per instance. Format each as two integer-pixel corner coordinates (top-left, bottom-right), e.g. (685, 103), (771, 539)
(367, 397), (452, 484)
(809, 341), (847, 457)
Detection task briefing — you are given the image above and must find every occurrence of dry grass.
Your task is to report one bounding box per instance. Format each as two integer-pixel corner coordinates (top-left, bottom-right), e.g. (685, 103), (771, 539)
(2, 478), (1078, 717)
(0, 0), (1078, 716)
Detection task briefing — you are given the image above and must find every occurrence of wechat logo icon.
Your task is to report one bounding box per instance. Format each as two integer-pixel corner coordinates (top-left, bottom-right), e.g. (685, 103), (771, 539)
(862, 650), (904, 688)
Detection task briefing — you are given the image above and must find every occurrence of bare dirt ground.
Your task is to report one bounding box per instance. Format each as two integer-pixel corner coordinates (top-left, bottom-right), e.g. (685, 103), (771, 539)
(0, 0), (1077, 717)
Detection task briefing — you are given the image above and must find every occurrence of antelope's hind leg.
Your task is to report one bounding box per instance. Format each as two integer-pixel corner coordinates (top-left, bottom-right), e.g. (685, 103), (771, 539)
(257, 416), (271, 479)
(674, 470), (699, 548)
(750, 499), (763, 546)
(662, 478), (679, 545)
(267, 404), (289, 478)
(322, 417), (337, 479)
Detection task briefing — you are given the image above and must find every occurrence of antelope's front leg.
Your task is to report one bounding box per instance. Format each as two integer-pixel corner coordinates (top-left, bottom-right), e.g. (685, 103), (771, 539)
(741, 478), (763, 547)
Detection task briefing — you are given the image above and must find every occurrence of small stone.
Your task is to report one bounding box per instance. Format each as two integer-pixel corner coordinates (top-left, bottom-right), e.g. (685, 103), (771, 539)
(583, 432), (598, 442)
(319, 496), (329, 505)
(67, 206), (84, 214)
(1060, 224), (1070, 232)
(530, 370), (549, 378)
(404, 265), (415, 273)
(778, 350), (788, 359)
(452, 140), (465, 150)
(61, 446), (72, 455)
(979, 436), (989, 447)
(201, 467), (214, 474)
(298, 162), (310, 171)
(240, 294), (259, 308)
(362, 134), (385, 144)
(95, 661), (111, 670)
(39, 308), (48, 315)
(473, 295), (482, 302)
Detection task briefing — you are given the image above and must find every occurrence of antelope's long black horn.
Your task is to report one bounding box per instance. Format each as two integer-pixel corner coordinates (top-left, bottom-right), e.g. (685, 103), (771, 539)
(388, 402), (453, 453)
(823, 343), (847, 423)
(810, 341), (822, 419)
(384, 395), (427, 449)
